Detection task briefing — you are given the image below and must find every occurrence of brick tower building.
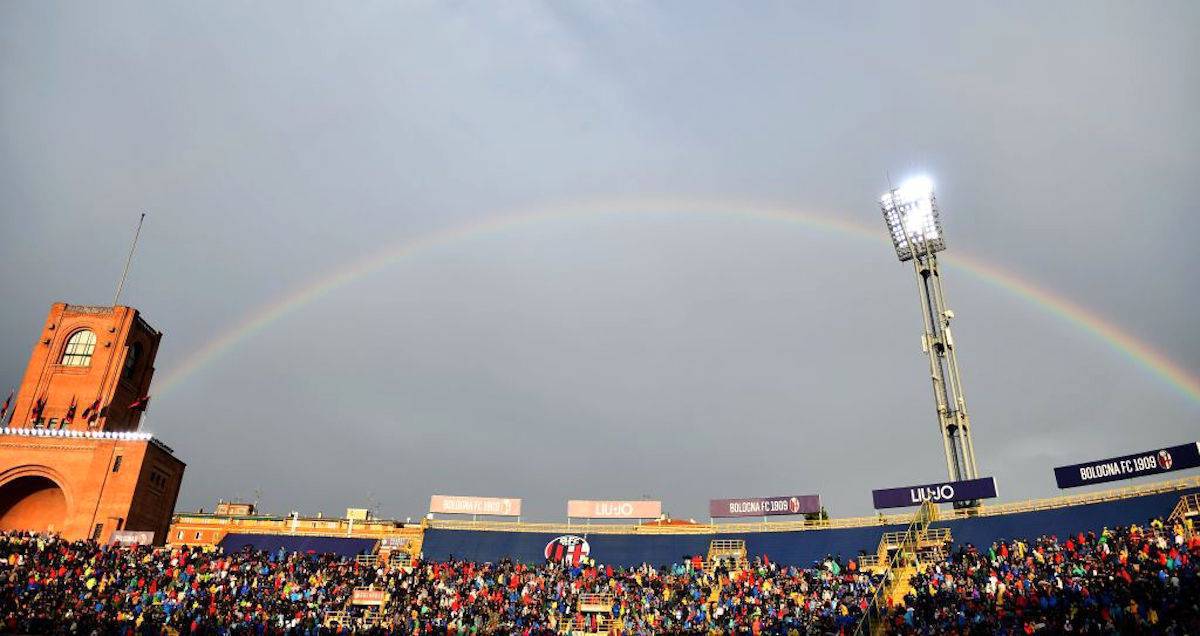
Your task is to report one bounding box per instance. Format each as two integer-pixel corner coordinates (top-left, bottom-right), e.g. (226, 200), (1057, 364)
(0, 303), (184, 544)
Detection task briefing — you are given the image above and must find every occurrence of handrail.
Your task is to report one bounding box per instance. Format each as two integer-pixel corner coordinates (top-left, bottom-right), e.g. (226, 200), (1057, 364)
(1169, 494), (1200, 522)
(854, 502), (936, 636)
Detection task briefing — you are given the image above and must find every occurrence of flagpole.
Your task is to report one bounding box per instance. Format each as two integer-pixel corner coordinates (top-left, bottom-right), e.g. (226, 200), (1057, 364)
(114, 213), (146, 307)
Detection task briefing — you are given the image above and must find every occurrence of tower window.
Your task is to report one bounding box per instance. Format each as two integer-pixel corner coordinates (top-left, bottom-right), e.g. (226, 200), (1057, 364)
(92, 523), (104, 540)
(61, 330), (97, 367)
(123, 343), (141, 379)
(112, 456), (122, 473)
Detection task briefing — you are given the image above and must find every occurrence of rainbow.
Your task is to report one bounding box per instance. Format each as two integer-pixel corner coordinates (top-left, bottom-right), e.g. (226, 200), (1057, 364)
(153, 197), (1200, 406)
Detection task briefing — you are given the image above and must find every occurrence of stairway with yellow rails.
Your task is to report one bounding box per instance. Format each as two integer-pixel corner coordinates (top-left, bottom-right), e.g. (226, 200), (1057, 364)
(856, 493), (1200, 635)
(1168, 493), (1199, 537)
(853, 502), (947, 636)
(322, 541), (417, 629)
(559, 592), (617, 635)
(705, 538), (750, 573)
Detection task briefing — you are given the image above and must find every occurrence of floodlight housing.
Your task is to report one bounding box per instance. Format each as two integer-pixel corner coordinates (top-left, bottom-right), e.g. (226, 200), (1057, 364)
(880, 176), (945, 262)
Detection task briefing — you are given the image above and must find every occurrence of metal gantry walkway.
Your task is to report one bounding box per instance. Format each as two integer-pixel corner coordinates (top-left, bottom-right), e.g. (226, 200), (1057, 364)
(560, 593), (616, 635)
(705, 538), (749, 573)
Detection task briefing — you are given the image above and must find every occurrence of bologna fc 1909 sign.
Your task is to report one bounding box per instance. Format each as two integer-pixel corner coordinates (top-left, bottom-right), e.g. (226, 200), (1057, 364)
(544, 535), (591, 566)
(1053, 442), (1200, 488)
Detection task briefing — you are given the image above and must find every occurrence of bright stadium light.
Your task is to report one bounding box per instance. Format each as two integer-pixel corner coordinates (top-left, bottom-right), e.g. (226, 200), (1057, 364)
(879, 174), (980, 506)
(880, 175), (944, 262)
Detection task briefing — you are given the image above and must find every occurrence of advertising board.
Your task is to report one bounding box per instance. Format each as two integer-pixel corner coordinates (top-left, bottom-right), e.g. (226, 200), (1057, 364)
(709, 495), (821, 518)
(566, 500), (662, 519)
(1054, 443), (1200, 488)
(429, 495), (522, 516)
(872, 477), (998, 509)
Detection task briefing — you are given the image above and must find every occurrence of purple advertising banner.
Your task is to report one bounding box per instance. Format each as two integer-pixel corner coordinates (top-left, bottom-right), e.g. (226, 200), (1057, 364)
(709, 495), (821, 518)
(1054, 442), (1200, 489)
(872, 477), (998, 509)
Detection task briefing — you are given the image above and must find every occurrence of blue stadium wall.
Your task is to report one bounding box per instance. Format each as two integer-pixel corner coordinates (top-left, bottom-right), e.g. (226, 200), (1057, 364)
(422, 487), (1199, 568)
(219, 533), (378, 558)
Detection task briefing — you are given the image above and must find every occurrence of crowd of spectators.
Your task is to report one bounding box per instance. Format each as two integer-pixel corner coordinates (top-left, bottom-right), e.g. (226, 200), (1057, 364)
(882, 518), (1200, 634)
(0, 532), (871, 634)
(0, 516), (1194, 634)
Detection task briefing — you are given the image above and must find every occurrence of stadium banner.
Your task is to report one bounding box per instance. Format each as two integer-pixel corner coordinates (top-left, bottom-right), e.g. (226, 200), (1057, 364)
(567, 499), (662, 519)
(351, 588), (387, 606)
(872, 477), (998, 509)
(109, 530), (155, 545)
(429, 495), (522, 517)
(1053, 442), (1200, 489)
(709, 495), (821, 518)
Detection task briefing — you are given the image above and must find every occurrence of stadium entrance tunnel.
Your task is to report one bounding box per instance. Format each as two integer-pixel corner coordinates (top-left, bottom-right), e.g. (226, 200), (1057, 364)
(0, 475), (67, 533)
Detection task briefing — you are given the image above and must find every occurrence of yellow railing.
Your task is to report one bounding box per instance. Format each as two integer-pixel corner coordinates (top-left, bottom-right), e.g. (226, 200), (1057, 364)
(423, 476), (1200, 535)
(173, 515), (423, 537)
(854, 502), (937, 636)
(561, 615), (614, 635)
(578, 593), (614, 612)
(960, 476), (1200, 517)
(878, 527), (951, 548)
(707, 539), (747, 558)
(1169, 494), (1200, 522)
(426, 515), (913, 534)
(171, 476), (1199, 541)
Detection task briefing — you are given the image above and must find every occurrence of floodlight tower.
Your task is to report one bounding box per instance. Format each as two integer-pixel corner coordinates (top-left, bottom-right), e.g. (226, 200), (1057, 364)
(880, 177), (980, 495)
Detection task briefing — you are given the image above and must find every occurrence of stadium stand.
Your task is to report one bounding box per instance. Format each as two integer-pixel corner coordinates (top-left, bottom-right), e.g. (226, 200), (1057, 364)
(1, 498), (1196, 634)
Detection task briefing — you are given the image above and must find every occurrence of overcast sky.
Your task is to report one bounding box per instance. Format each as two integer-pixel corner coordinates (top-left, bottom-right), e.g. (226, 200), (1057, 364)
(1, 2), (1197, 521)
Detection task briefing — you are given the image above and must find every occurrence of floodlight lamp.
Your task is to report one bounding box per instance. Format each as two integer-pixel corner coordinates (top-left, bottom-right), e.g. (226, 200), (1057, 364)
(880, 175), (945, 262)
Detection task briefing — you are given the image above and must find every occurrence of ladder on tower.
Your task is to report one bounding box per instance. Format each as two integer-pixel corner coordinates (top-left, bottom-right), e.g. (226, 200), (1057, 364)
(705, 539), (749, 573)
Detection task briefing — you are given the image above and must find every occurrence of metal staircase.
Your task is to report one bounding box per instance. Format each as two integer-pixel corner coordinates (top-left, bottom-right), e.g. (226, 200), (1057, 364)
(854, 502), (947, 636)
(705, 538), (749, 573)
(1168, 493), (1199, 530)
(560, 593), (616, 634)
(859, 527), (953, 574)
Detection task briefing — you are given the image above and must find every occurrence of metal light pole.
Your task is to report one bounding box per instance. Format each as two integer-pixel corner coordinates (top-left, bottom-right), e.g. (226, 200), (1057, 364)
(880, 177), (979, 498)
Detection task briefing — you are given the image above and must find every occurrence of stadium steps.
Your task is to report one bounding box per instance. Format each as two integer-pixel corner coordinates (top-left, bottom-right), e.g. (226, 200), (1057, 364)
(854, 502), (940, 636)
(886, 565), (918, 604)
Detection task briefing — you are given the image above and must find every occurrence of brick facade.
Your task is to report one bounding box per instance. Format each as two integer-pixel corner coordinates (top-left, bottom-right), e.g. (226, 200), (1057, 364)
(0, 304), (184, 544)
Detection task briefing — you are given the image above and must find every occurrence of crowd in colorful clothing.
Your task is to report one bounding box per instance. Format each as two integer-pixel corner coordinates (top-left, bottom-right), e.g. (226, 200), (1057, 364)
(0, 533), (870, 635)
(881, 518), (1200, 635)
(0, 516), (1195, 634)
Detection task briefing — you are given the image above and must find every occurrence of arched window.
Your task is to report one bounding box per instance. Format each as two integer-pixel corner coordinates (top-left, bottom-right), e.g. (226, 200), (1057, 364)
(123, 343), (141, 379)
(61, 330), (97, 366)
